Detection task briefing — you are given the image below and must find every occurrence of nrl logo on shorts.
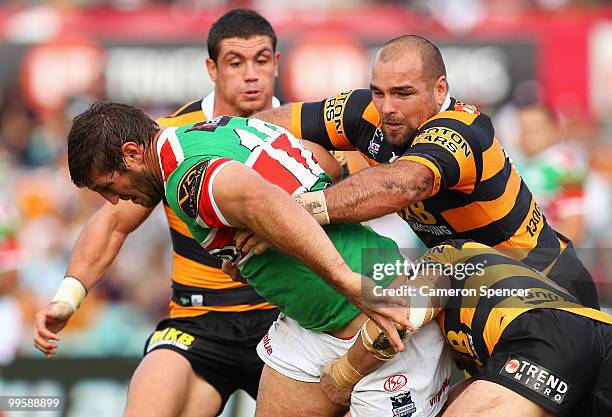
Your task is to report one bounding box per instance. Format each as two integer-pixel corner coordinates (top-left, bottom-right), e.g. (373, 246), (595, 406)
(177, 160), (209, 218)
(499, 353), (569, 404)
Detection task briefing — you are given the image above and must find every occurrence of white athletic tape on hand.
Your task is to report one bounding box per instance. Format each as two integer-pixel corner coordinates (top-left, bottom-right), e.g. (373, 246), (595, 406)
(52, 277), (87, 311)
(408, 306), (427, 330)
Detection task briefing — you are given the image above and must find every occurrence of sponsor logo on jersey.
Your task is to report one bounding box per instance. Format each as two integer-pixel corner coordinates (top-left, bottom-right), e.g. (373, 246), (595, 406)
(368, 129), (384, 157)
(390, 391), (416, 417)
(453, 102), (480, 115)
(499, 354), (569, 404)
(516, 288), (565, 305)
(384, 374), (408, 393)
(147, 327), (196, 352)
(177, 160), (209, 218)
(429, 377), (450, 407)
(324, 91), (351, 136)
(184, 116), (232, 133)
(412, 127), (472, 158)
(406, 221), (453, 237)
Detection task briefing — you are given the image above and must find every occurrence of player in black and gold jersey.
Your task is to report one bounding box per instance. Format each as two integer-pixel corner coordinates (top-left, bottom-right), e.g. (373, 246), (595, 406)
(33, 9), (340, 417)
(320, 240), (612, 417)
(256, 35), (599, 310)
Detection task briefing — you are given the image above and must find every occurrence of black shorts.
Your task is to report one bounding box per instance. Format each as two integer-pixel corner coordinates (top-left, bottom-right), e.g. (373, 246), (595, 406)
(476, 309), (612, 417)
(547, 238), (600, 310)
(143, 308), (279, 413)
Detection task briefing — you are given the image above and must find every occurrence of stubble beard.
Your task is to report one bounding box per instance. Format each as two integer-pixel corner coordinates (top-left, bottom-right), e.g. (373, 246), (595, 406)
(129, 169), (163, 208)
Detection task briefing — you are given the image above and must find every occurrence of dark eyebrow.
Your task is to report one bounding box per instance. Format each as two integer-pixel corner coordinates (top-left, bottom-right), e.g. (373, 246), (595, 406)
(255, 47), (273, 56)
(391, 85), (416, 93)
(224, 47), (273, 60)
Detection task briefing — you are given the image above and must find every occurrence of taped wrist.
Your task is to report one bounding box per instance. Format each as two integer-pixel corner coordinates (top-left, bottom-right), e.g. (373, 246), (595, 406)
(52, 276), (87, 311)
(329, 354), (364, 389)
(404, 272), (447, 330)
(293, 190), (330, 225)
(360, 319), (407, 361)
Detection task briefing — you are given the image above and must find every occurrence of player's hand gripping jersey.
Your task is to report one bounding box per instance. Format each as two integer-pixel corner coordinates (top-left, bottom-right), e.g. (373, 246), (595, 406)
(159, 116), (402, 332)
(289, 89), (599, 309)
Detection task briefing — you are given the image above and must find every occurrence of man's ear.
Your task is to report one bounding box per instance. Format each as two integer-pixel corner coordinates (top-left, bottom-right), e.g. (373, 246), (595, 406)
(121, 142), (145, 167)
(273, 51), (280, 78)
(435, 75), (448, 108)
(206, 58), (218, 83)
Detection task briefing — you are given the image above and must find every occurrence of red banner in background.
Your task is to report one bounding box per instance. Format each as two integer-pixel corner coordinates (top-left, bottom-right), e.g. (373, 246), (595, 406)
(20, 33), (105, 113)
(1, 5), (611, 116)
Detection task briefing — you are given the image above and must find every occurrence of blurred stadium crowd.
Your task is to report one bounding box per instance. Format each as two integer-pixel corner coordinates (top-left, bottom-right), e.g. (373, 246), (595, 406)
(1, 0), (612, 369)
(0, 0), (610, 11)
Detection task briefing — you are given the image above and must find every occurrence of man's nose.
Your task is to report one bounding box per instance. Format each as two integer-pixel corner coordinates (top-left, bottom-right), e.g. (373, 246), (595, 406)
(100, 191), (119, 205)
(244, 61), (259, 82)
(381, 96), (396, 116)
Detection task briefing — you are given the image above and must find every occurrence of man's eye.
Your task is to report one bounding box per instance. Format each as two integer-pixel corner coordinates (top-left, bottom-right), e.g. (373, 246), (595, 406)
(230, 62), (241, 68)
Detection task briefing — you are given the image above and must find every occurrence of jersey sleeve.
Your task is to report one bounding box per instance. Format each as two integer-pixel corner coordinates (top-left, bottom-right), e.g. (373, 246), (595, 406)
(399, 113), (484, 197)
(289, 89), (379, 152)
(166, 157), (239, 238)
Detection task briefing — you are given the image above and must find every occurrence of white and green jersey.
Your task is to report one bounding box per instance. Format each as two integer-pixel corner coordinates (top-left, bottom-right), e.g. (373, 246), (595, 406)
(157, 116), (402, 331)
(159, 116), (329, 264)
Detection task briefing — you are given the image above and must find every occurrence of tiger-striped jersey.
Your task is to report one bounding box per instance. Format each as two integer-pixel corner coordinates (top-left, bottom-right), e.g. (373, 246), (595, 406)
(418, 240), (612, 365)
(289, 89), (568, 277)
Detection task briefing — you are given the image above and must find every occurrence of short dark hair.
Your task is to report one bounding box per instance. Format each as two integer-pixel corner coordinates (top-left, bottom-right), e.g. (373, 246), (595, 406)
(207, 8), (277, 62)
(67, 102), (158, 188)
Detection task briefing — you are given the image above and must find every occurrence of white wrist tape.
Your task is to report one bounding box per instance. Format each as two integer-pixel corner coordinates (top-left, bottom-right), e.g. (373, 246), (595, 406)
(293, 190), (330, 225)
(408, 306), (428, 330)
(52, 277), (87, 311)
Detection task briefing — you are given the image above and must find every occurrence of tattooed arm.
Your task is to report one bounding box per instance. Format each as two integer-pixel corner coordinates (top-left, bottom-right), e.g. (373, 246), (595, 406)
(295, 159), (433, 224)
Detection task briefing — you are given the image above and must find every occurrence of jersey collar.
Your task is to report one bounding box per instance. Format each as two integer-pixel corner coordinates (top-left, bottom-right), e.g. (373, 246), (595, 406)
(200, 91), (281, 119)
(440, 92), (452, 113)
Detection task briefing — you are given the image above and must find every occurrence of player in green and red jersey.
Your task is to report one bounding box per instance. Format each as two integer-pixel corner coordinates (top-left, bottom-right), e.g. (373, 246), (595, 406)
(32, 9), (341, 417)
(60, 102), (451, 417)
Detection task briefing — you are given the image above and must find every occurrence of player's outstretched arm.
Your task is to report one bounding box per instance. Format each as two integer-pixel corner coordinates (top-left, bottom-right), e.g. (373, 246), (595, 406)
(254, 104), (293, 131)
(295, 159), (434, 224)
(212, 162), (411, 351)
(320, 267), (451, 405)
(65, 200), (153, 289)
(33, 201), (152, 357)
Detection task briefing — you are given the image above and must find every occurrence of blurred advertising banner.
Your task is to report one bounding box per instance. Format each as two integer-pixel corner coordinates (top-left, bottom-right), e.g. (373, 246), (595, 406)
(590, 22), (612, 120)
(1, 358), (255, 417)
(1, 358), (136, 417)
(0, 5), (611, 114)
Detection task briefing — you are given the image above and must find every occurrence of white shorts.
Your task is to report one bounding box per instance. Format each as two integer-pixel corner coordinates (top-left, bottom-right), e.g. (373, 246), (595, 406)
(257, 314), (452, 417)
